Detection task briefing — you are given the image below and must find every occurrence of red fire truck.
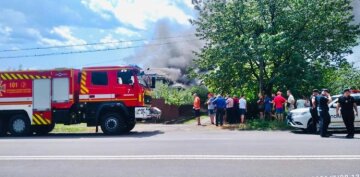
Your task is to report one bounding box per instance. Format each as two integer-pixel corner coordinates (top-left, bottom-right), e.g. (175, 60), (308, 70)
(0, 66), (158, 136)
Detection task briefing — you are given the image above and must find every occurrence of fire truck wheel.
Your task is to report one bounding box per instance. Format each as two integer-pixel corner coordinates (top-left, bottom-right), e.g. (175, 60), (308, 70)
(125, 123), (135, 133)
(34, 124), (55, 135)
(100, 113), (126, 135)
(0, 119), (7, 136)
(8, 114), (31, 136)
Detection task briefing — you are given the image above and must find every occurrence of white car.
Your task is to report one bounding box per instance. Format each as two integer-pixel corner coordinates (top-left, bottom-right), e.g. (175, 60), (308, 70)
(287, 94), (360, 132)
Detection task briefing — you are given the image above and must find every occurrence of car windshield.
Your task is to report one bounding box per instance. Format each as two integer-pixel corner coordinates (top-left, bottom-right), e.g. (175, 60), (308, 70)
(329, 97), (340, 106)
(330, 94), (360, 106)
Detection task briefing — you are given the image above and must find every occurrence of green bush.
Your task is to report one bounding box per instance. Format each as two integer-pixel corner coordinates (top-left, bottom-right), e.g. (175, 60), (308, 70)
(189, 85), (209, 105)
(153, 83), (192, 106)
(153, 84), (209, 106)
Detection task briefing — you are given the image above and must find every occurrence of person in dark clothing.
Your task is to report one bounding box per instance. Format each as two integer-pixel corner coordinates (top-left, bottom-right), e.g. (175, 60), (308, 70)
(264, 94), (273, 120)
(315, 89), (332, 138)
(257, 94), (265, 120)
(310, 89), (320, 133)
(212, 95), (227, 126)
(233, 96), (240, 124)
(226, 95), (234, 124)
(336, 89), (358, 139)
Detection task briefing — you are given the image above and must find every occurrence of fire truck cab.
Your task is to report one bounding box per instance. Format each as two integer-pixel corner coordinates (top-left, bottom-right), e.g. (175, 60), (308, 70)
(0, 66), (157, 136)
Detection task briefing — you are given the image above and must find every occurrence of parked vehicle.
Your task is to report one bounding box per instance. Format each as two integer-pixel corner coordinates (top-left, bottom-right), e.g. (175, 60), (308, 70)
(0, 66), (160, 136)
(288, 94), (360, 132)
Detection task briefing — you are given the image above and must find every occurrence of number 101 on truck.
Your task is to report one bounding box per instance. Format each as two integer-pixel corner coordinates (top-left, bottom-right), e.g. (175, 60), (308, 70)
(0, 65), (161, 136)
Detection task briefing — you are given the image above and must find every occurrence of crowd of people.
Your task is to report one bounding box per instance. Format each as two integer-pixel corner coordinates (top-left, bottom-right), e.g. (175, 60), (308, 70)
(193, 88), (358, 139)
(193, 90), (296, 127)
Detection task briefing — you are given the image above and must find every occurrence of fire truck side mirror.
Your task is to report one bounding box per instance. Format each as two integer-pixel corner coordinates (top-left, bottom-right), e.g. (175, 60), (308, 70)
(151, 77), (156, 89)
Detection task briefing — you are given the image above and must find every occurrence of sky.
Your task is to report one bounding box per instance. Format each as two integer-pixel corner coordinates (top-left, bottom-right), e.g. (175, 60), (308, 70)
(0, 0), (360, 71)
(0, 0), (196, 70)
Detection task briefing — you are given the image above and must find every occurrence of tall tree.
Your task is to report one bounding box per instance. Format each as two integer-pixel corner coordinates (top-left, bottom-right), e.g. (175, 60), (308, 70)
(191, 0), (360, 97)
(324, 63), (360, 94)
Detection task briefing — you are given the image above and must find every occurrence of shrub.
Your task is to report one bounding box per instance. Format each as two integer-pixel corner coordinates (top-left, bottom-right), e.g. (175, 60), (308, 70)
(153, 83), (194, 106)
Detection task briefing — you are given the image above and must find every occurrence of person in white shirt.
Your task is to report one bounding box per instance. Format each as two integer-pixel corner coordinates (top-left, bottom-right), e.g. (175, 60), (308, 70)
(287, 90), (295, 111)
(239, 95), (247, 124)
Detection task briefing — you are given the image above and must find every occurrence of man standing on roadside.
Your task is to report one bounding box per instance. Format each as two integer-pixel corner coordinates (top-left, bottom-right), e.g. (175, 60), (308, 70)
(316, 89), (332, 138)
(239, 95), (247, 124)
(336, 89), (358, 139)
(193, 93), (201, 126)
(310, 89), (320, 133)
(226, 94), (234, 124)
(287, 90), (296, 111)
(206, 93), (216, 125)
(271, 93), (276, 119)
(264, 93), (273, 120)
(233, 95), (240, 123)
(273, 91), (286, 121)
(212, 94), (226, 126)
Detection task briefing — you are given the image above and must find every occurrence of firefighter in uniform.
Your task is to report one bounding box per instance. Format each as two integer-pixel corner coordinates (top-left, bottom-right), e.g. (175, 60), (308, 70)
(316, 89), (332, 138)
(310, 89), (320, 133)
(336, 89), (358, 139)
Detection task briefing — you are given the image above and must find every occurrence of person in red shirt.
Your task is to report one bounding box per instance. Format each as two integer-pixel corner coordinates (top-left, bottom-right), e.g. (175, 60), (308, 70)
(193, 93), (201, 125)
(273, 91), (286, 121)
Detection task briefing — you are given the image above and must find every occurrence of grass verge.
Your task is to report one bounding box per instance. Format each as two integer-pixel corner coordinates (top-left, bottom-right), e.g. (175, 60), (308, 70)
(221, 119), (293, 131)
(52, 123), (96, 133)
(183, 116), (209, 125)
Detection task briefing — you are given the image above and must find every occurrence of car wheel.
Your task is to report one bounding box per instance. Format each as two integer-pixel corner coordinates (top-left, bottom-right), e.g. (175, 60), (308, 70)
(8, 114), (31, 136)
(305, 118), (317, 134)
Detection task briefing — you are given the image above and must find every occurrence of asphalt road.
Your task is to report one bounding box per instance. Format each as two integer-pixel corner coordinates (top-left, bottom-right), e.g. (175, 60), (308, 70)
(0, 124), (359, 177)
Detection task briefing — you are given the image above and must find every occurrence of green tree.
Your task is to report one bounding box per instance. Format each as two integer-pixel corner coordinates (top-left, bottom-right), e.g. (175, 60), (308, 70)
(191, 0), (360, 97)
(323, 63), (360, 94)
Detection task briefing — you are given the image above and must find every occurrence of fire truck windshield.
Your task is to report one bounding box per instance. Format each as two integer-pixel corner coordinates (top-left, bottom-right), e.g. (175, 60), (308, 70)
(138, 74), (149, 88)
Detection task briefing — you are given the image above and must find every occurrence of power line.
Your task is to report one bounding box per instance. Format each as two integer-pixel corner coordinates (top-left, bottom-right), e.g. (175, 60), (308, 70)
(0, 38), (198, 60)
(0, 34), (195, 53)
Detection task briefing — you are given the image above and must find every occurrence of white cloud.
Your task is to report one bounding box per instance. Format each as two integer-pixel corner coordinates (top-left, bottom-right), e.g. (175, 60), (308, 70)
(81, 0), (192, 29)
(81, 0), (114, 20)
(96, 34), (132, 49)
(0, 25), (12, 36)
(38, 26), (87, 50)
(97, 34), (118, 49)
(115, 27), (140, 37)
(0, 24), (12, 44)
(182, 0), (194, 9)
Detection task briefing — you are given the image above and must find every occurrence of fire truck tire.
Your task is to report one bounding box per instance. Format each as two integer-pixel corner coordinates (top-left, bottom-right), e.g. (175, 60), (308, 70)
(8, 114), (31, 136)
(34, 124), (55, 135)
(100, 113), (126, 135)
(125, 123), (135, 133)
(0, 119), (7, 136)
